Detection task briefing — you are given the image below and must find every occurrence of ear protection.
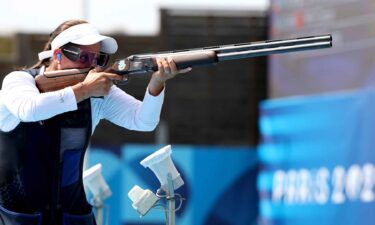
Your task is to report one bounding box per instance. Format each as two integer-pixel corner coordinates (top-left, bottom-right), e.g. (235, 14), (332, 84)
(54, 49), (62, 62)
(57, 52), (62, 61)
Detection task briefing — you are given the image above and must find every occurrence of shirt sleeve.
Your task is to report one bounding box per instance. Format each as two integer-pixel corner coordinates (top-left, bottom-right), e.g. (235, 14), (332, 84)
(97, 85), (164, 131)
(1, 71), (78, 122)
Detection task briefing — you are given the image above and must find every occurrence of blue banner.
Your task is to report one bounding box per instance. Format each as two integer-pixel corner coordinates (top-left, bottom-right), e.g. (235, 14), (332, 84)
(258, 89), (375, 225)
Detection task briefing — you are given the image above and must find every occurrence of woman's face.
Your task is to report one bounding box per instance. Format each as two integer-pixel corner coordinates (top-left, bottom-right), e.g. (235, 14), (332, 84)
(57, 43), (101, 70)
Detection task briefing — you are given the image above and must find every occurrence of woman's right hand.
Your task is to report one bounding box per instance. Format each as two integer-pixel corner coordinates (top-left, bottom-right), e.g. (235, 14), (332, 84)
(72, 69), (124, 102)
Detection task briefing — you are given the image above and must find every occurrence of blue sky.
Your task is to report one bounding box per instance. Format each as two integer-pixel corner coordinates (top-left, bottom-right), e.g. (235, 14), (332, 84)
(0, 0), (269, 35)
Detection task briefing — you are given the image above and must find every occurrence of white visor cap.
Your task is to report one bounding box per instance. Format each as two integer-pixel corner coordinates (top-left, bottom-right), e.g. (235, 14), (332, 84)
(38, 23), (118, 60)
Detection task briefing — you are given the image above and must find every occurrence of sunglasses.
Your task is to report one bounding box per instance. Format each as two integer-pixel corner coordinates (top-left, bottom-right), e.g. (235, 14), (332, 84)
(61, 45), (110, 67)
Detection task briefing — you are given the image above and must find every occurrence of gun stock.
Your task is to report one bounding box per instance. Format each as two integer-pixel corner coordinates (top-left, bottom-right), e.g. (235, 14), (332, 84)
(35, 34), (332, 92)
(35, 68), (90, 92)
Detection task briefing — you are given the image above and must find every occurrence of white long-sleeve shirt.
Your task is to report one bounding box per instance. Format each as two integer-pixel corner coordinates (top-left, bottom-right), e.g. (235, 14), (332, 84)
(0, 70), (164, 133)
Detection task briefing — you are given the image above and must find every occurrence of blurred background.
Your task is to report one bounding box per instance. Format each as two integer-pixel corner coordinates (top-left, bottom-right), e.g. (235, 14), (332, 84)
(1, 0), (375, 224)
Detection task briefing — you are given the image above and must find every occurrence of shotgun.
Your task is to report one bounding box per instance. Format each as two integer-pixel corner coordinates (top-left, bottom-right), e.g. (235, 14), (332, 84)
(35, 34), (332, 92)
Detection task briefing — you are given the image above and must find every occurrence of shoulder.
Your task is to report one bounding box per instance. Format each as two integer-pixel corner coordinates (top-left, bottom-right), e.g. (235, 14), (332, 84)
(4, 70), (34, 81)
(3, 70), (35, 85)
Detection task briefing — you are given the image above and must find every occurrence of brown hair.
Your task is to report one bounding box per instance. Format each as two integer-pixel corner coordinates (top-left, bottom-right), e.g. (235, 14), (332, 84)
(29, 19), (88, 69)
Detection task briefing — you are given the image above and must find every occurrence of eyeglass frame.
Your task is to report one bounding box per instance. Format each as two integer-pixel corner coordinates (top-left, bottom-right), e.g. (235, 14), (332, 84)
(60, 43), (110, 67)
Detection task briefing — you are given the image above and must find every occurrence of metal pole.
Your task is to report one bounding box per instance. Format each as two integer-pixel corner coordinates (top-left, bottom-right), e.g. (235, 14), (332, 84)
(92, 195), (104, 225)
(166, 173), (175, 225)
(95, 205), (103, 225)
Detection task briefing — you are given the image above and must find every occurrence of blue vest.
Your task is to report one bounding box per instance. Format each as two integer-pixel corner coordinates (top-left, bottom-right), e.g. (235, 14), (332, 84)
(0, 69), (96, 225)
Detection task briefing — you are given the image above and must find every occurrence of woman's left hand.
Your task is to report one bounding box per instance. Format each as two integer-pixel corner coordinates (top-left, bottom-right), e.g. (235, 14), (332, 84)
(148, 57), (192, 96)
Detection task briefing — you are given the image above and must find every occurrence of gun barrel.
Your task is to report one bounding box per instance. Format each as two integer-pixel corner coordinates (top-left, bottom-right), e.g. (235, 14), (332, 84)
(213, 34), (332, 53)
(135, 34), (332, 58)
(111, 34), (333, 75)
(217, 41), (332, 61)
